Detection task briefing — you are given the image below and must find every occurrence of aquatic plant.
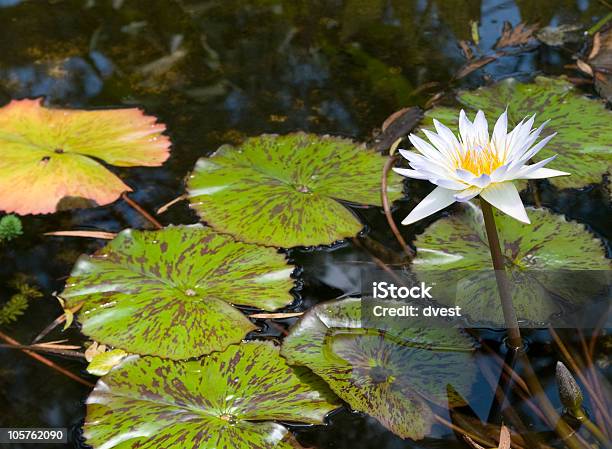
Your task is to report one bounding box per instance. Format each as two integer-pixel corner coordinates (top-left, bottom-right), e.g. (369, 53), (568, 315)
(412, 203), (609, 323)
(0, 277), (42, 325)
(0, 99), (170, 215)
(395, 108), (568, 225)
(282, 298), (477, 440)
(187, 133), (403, 247)
(84, 342), (339, 449)
(1, 72), (605, 449)
(424, 77), (612, 190)
(0, 215), (23, 242)
(0, 294), (28, 326)
(60, 225), (295, 359)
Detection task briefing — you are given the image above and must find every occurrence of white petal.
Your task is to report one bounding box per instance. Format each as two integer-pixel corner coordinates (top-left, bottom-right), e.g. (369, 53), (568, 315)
(408, 134), (443, 161)
(455, 168), (476, 183)
(392, 167), (429, 179)
(433, 119), (461, 155)
(510, 122), (551, 161)
(515, 154), (557, 177)
(515, 133), (556, 166)
(398, 148), (429, 165)
(433, 178), (467, 190)
(399, 149), (455, 178)
(490, 163), (510, 182)
(506, 116), (533, 159)
(459, 109), (474, 145)
(473, 110), (489, 144)
(472, 173), (491, 188)
(517, 167), (570, 179)
(491, 109), (508, 152)
(422, 129), (456, 163)
(504, 118), (525, 155)
(524, 120), (549, 148)
(480, 182), (530, 224)
(454, 186), (482, 202)
(401, 186), (456, 225)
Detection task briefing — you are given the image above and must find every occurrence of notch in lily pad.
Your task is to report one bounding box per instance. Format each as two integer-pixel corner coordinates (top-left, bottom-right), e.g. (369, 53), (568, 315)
(61, 225), (295, 359)
(0, 98), (171, 215)
(84, 342), (340, 449)
(281, 298), (477, 440)
(187, 133), (404, 248)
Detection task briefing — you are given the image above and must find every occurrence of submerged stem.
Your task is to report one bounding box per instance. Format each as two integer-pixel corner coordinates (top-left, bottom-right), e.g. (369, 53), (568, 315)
(519, 351), (590, 449)
(574, 409), (612, 449)
(122, 192), (163, 229)
(479, 199), (522, 349)
(478, 201), (588, 448)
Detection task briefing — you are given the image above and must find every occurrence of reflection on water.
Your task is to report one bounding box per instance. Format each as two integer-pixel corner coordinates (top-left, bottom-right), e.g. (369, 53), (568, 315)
(0, 0), (609, 448)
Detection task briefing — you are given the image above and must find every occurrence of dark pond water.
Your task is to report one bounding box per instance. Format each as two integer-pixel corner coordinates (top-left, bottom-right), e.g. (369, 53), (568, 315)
(0, 0), (610, 448)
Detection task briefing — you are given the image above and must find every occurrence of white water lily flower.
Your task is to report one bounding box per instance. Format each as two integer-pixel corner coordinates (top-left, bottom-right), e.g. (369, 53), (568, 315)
(394, 109), (570, 225)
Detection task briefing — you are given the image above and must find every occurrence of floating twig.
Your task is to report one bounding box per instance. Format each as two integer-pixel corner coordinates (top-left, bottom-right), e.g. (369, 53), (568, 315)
(157, 194), (187, 214)
(0, 330), (93, 387)
(249, 312), (303, 319)
(45, 230), (116, 239)
(0, 343), (84, 359)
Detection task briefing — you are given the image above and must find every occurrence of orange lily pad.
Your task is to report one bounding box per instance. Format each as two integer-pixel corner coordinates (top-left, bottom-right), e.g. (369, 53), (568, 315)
(0, 99), (171, 215)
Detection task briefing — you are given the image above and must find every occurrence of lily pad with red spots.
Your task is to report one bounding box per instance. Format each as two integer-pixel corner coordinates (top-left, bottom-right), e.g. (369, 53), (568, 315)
(61, 225), (295, 359)
(84, 341), (340, 449)
(0, 98), (170, 215)
(281, 298), (477, 440)
(187, 133), (404, 248)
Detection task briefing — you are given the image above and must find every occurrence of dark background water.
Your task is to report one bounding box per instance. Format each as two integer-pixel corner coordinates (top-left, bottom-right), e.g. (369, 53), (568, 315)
(0, 0), (610, 448)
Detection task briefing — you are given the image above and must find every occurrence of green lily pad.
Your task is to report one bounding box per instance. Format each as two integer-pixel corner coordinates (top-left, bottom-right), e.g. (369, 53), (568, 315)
(86, 349), (128, 376)
(61, 225), (294, 359)
(84, 341), (340, 449)
(187, 133), (404, 248)
(281, 298), (476, 440)
(413, 203), (610, 324)
(423, 77), (612, 190)
(0, 98), (170, 215)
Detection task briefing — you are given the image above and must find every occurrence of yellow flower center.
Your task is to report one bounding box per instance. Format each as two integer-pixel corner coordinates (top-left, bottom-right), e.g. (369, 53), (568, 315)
(456, 144), (503, 176)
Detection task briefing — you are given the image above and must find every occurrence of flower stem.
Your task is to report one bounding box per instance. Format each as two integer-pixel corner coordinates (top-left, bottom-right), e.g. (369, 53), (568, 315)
(479, 200), (588, 449)
(479, 199), (523, 349)
(574, 409), (612, 449)
(381, 155), (414, 259)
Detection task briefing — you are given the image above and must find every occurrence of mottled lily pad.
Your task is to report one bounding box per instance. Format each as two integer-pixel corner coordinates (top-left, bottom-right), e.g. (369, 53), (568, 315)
(424, 77), (612, 190)
(187, 133), (404, 248)
(413, 203), (610, 324)
(61, 225), (294, 359)
(0, 98), (171, 215)
(281, 298), (476, 440)
(84, 341), (340, 449)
